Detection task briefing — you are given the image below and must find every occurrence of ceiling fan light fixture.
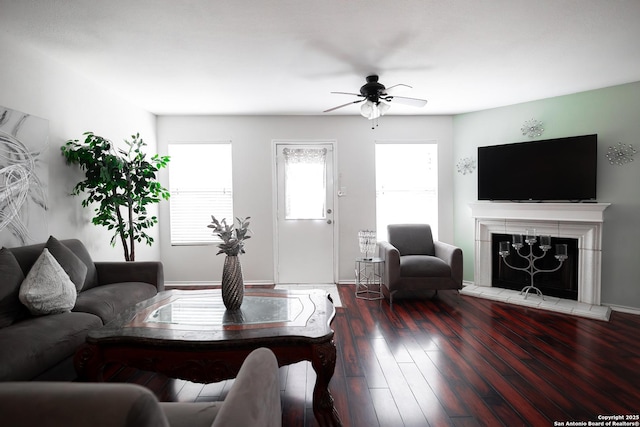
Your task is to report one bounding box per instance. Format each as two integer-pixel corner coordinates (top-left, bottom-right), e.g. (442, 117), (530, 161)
(378, 101), (391, 116)
(360, 100), (389, 120)
(360, 100), (375, 119)
(325, 75), (427, 128)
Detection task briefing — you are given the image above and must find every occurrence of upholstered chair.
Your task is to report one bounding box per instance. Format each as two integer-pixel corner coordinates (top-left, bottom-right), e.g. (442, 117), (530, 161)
(378, 224), (463, 307)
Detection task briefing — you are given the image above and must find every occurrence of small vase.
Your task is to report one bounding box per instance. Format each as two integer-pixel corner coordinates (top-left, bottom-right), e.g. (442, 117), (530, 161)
(221, 255), (244, 310)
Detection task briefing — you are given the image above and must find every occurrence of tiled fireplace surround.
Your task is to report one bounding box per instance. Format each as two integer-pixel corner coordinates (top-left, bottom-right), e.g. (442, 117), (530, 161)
(463, 202), (611, 320)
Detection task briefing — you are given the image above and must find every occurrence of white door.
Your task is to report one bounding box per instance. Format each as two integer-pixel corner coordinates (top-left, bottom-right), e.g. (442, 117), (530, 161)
(275, 142), (335, 284)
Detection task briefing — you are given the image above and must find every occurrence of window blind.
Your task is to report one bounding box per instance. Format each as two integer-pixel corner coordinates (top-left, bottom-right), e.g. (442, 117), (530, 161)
(168, 143), (233, 245)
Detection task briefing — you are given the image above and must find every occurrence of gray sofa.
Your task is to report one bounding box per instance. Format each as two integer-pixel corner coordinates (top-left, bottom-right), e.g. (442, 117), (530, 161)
(0, 347), (282, 427)
(0, 237), (163, 381)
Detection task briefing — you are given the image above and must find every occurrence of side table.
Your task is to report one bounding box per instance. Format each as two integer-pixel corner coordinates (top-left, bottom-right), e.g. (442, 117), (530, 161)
(355, 257), (384, 300)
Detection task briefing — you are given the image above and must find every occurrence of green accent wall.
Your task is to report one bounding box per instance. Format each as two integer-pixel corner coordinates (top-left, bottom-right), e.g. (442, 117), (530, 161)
(453, 81), (640, 311)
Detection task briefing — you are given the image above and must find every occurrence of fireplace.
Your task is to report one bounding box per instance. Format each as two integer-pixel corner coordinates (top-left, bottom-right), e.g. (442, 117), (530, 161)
(469, 202), (610, 306)
(491, 233), (579, 300)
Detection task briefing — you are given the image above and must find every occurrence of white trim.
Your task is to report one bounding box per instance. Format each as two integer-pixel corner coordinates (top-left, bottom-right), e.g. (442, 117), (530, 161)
(607, 304), (640, 316)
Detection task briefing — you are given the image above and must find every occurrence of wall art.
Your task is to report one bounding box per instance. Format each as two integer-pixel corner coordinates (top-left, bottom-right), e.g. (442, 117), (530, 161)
(521, 119), (544, 138)
(456, 157), (476, 175)
(0, 105), (49, 246)
(605, 141), (636, 166)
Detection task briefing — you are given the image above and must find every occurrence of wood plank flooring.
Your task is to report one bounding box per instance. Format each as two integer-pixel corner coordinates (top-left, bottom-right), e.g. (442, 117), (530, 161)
(106, 285), (640, 426)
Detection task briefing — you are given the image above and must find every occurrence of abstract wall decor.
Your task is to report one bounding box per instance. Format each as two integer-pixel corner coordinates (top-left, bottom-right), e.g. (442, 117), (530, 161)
(0, 105), (49, 246)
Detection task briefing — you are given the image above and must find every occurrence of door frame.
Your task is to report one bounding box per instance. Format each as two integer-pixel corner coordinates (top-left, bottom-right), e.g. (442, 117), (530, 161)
(271, 139), (339, 285)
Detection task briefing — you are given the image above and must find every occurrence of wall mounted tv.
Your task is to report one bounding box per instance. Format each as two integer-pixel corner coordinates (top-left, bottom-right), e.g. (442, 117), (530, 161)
(477, 134), (597, 201)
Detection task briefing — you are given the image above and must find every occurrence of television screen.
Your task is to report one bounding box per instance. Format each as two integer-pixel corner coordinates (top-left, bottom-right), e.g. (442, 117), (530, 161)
(477, 134), (597, 201)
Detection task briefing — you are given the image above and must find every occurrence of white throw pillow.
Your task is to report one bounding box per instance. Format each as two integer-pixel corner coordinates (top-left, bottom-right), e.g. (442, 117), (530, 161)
(19, 248), (77, 315)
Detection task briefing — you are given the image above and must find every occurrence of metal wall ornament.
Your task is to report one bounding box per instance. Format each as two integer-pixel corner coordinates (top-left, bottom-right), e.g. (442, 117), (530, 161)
(456, 157), (476, 175)
(605, 142), (636, 166)
(521, 119), (544, 138)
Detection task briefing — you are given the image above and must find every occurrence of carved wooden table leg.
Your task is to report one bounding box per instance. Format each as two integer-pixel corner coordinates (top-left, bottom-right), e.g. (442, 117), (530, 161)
(74, 343), (104, 382)
(311, 339), (342, 427)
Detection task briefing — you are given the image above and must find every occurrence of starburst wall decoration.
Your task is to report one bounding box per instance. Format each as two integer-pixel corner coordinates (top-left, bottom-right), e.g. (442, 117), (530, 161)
(605, 142), (636, 166)
(521, 119), (544, 138)
(456, 157), (476, 175)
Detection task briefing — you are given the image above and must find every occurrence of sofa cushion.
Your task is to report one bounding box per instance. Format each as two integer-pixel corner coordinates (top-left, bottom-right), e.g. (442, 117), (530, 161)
(19, 249), (77, 316)
(61, 239), (99, 290)
(388, 224), (436, 256)
(45, 235), (88, 292)
(0, 311), (102, 381)
(74, 282), (157, 324)
(0, 247), (28, 327)
(400, 255), (451, 277)
(9, 239), (98, 290)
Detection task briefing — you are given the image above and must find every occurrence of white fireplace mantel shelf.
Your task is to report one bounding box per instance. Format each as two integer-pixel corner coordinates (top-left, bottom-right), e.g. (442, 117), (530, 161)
(466, 201), (611, 320)
(468, 201), (610, 223)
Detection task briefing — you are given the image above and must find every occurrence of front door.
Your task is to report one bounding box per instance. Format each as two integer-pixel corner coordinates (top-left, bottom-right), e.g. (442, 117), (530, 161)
(274, 142), (335, 284)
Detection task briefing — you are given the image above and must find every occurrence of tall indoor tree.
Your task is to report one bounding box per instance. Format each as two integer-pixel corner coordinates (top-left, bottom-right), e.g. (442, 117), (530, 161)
(61, 132), (170, 261)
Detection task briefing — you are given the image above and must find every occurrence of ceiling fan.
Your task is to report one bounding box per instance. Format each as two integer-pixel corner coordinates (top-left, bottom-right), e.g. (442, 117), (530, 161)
(323, 75), (428, 125)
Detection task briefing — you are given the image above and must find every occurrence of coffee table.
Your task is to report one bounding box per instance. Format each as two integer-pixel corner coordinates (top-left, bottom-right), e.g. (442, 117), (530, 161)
(75, 288), (342, 427)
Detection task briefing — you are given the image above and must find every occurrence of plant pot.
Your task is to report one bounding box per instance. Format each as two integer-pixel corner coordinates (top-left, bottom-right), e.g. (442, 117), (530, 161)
(222, 255), (244, 310)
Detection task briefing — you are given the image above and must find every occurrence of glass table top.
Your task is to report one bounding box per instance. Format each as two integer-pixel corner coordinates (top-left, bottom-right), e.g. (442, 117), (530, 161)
(145, 294), (305, 326)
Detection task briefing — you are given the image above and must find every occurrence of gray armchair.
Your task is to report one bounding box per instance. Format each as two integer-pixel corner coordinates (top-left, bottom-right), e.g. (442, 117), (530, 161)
(378, 224), (463, 306)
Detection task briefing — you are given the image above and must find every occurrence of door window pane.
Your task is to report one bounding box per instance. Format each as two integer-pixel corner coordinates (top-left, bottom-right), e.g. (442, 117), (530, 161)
(168, 143), (233, 245)
(283, 148), (327, 220)
(375, 143), (438, 240)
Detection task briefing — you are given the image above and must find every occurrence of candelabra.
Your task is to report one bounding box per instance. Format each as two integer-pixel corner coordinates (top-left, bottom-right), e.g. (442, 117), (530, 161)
(498, 230), (568, 300)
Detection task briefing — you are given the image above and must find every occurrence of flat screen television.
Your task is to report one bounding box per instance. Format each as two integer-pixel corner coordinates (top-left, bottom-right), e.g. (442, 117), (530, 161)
(477, 134), (597, 201)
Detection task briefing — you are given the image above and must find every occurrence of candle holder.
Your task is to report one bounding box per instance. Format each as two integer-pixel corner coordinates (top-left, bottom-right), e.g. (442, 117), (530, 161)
(358, 230), (377, 260)
(498, 233), (568, 300)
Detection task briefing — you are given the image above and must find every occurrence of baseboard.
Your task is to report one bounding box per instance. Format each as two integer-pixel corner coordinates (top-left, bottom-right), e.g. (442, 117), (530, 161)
(606, 304), (640, 316)
(165, 280), (274, 289)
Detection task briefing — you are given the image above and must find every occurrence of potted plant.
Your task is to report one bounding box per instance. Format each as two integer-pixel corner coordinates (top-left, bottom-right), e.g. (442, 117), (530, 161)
(208, 216), (251, 310)
(61, 132), (170, 261)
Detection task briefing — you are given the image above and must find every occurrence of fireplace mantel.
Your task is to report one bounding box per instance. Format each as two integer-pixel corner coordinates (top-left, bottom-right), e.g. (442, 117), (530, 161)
(468, 201), (610, 308)
(468, 202), (610, 223)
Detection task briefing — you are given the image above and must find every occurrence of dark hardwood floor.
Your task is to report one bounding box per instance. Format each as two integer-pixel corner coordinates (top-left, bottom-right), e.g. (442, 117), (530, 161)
(106, 285), (640, 426)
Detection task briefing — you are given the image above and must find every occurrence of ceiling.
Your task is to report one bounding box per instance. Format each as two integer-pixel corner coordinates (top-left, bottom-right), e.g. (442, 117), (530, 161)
(3, 0), (640, 116)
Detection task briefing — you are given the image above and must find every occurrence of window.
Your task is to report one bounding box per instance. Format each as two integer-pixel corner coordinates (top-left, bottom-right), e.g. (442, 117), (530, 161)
(168, 143), (233, 245)
(375, 142), (438, 240)
(283, 147), (327, 220)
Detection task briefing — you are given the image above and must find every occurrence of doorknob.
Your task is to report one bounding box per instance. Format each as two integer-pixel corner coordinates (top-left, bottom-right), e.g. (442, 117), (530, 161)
(327, 209), (332, 214)
(327, 219), (332, 224)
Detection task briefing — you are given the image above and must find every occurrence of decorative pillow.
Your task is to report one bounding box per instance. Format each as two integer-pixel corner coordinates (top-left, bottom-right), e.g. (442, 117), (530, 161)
(19, 248), (77, 316)
(45, 235), (88, 292)
(0, 248), (28, 327)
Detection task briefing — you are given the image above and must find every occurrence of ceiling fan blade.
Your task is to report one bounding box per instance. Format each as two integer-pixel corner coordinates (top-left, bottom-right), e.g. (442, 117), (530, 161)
(385, 83), (412, 93)
(323, 99), (365, 113)
(330, 91), (364, 97)
(388, 95), (428, 107)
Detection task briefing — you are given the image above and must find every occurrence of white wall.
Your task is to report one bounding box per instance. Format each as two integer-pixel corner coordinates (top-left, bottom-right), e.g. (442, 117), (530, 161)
(0, 34), (159, 261)
(453, 81), (640, 311)
(157, 115), (454, 285)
